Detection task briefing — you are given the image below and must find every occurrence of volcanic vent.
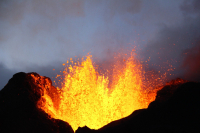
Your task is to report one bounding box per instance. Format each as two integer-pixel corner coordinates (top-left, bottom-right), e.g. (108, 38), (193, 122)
(36, 54), (166, 131)
(0, 65), (200, 132)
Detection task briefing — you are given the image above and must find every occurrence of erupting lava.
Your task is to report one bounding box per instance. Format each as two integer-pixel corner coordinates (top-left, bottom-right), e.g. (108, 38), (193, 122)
(35, 53), (165, 131)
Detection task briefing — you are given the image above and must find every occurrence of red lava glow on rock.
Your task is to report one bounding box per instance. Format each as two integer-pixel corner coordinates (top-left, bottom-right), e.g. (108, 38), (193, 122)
(34, 51), (170, 131)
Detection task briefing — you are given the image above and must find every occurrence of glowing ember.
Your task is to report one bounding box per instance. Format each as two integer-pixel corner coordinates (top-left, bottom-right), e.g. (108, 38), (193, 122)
(36, 53), (164, 131)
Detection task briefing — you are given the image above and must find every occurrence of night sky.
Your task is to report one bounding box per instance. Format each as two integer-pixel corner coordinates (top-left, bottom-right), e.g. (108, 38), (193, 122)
(0, 0), (200, 89)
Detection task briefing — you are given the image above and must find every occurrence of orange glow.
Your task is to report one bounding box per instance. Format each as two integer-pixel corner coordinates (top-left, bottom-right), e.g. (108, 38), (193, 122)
(36, 53), (165, 131)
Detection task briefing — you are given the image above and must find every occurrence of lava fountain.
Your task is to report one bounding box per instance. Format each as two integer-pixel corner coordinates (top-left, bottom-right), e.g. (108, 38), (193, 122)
(35, 53), (166, 131)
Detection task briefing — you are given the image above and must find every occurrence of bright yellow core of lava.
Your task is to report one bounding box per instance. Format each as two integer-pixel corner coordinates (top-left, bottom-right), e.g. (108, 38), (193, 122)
(39, 55), (158, 131)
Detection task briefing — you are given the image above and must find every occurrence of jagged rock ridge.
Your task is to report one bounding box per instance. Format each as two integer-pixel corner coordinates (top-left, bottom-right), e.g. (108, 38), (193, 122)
(76, 79), (200, 133)
(0, 72), (73, 133)
(1, 72), (200, 133)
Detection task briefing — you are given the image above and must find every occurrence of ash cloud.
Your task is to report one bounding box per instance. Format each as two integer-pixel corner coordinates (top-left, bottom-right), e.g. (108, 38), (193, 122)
(0, 0), (144, 89)
(103, 0), (142, 22)
(0, 0), (86, 70)
(1, 0), (200, 89)
(0, 0), (142, 70)
(142, 0), (200, 81)
(181, 41), (200, 82)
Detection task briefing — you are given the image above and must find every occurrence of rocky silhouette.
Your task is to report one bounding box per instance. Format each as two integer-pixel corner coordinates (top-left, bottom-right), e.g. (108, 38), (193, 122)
(1, 72), (200, 133)
(0, 72), (73, 133)
(76, 79), (200, 133)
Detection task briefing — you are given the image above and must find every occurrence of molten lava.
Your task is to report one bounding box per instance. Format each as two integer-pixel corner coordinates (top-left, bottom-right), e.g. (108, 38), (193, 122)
(36, 54), (164, 131)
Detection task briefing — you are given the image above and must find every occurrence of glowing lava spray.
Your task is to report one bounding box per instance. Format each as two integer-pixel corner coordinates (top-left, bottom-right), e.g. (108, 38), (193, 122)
(36, 54), (163, 131)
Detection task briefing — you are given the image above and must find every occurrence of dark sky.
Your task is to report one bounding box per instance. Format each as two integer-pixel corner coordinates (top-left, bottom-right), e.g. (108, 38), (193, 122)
(0, 0), (200, 89)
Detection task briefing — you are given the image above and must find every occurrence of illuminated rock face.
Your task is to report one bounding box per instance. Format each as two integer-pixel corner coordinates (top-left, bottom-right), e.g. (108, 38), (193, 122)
(0, 72), (73, 133)
(1, 72), (200, 133)
(76, 81), (200, 133)
(39, 55), (161, 131)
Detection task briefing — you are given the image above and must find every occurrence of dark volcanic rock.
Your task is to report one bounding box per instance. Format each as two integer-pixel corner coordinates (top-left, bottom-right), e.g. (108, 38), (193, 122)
(0, 72), (73, 133)
(148, 78), (188, 108)
(76, 80), (200, 133)
(1, 72), (200, 133)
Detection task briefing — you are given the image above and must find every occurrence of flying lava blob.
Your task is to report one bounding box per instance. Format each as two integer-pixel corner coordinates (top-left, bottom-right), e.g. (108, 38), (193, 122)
(35, 52), (166, 131)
